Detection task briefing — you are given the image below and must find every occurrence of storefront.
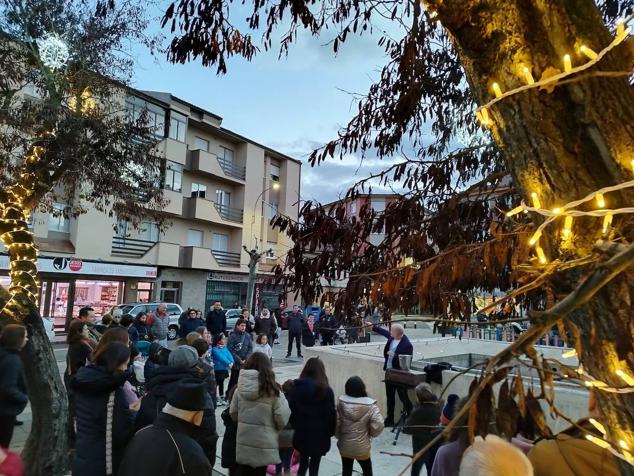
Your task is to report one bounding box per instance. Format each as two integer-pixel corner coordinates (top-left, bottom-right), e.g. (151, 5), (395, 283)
(0, 255), (157, 330)
(205, 272), (285, 314)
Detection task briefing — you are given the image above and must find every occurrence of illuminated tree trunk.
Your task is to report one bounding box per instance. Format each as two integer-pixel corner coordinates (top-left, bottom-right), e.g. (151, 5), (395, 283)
(0, 148), (69, 475)
(433, 0), (634, 471)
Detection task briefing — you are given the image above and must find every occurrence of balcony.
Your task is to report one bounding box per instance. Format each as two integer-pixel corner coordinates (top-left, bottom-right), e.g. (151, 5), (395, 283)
(158, 138), (187, 165)
(187, 149), (246, 184)
(162, 188), (184, 215)
(111, 236), (156, 258)
(154, 242), (180, 267)
(212, 249), (241, 267)
(179, 246), (216, 269)
(182, 197), (243, 228)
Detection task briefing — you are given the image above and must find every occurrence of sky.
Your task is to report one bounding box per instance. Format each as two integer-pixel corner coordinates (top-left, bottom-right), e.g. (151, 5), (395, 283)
(131, 3), (402, 204)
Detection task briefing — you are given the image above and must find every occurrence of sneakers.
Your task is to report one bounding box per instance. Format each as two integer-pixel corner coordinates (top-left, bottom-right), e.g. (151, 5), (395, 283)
(285, 354), (291, 359)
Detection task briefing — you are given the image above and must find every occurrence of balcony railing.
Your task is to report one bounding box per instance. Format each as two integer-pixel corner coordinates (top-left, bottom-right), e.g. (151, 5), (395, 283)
(217, 156), (246, 181)
(212, 249), (241, 267)
(214, 202), (244, 223)
(111, 236), (156, 257)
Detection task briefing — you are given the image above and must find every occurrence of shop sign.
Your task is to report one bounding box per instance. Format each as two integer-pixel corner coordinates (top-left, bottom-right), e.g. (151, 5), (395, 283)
(208, 272), (269, 284)
(0, 255), (157, 278)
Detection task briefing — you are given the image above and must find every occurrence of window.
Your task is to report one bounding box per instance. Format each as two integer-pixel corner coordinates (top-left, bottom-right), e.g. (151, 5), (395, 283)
(187, 229), (204, 247)
(115, 218), (129, 237)
(159, 282), (181, 304)
(191, 183), (207, 199)
(49, 203), (70, 233)
(164, 161), (182, 192)
(266, 241), (277, 258)
(126, 96), (165, 138)
(169, 111), (187, 142)
(349, 201), (357, 217)
(267, 202), (279, 219)
(212, 233), (229, 252)
(141, 222), (160, 242)
(270, 162), (281, 182)
(194, 137), (209, 152)
(215, 189), (231, 207)
(371, 198), (386, 234)
(218, 146), (234, 164)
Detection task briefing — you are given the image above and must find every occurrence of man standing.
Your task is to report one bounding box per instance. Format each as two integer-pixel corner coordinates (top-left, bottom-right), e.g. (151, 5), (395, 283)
(285, 305), (304, 358)
(319, 307), (337, 346)
(367, 322), (413, 427)
(118, 379), (213, 476)
(147, 303), (170, 348)
(226, 319), (253, 391)
(75, 306), (99, 346)
(205, 301), (226, 336)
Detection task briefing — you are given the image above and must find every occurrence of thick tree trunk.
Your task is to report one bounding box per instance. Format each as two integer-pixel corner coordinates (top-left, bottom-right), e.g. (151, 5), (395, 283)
(433, 0), (634, 471)
(0, 196), (69, 474)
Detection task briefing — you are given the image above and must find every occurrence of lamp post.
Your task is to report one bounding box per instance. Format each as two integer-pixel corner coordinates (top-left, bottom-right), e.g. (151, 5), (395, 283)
(245, 180), (280, 315)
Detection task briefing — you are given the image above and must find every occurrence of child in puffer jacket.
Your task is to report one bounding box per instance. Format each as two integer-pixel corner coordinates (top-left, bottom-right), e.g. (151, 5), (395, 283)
(336, 376), (384, 476)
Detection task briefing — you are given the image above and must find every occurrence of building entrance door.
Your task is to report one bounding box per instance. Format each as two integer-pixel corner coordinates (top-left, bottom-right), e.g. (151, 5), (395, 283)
(40, 279), (74, 331)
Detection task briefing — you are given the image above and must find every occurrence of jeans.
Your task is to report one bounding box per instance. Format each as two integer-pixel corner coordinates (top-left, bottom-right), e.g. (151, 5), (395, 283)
(298, 454), (321, 476)
(385, 380), (412, 421)
(287, 332), (302, 356)
(228, 367), (240, 392)
(275, 447), (293, 474)
(341, 457), (373, 476)
(215, 370), (229, 398)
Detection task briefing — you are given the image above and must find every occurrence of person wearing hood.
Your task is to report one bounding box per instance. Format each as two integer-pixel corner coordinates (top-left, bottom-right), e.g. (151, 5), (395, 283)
(71, 342), (136, 476)
(136, 345), (218, 469)
(288, 357), (337, 476)
(254, 307), (278, 345)
(230, 352), (291, 475)
(118, 378), (213, 476)
(527, 390), (619, 476)
(0, 324), (28, 448)
(405, 383), (443, 476)
(227, 319), (253, 391)
(336, 376), (384, 476)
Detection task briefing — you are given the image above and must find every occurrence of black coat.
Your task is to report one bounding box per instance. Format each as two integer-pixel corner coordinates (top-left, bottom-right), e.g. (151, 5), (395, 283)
(405, 401), (442, 450)
(118, 413), (212, 476)
(70, 365), (136, 476)
(132, 322), (150, 341)
(179, 317), (205, 338)
(0, 348), (27, 417)
(136, 365), (217, 466)
(221, 406), (237, 469)
(206, 309), (227, 336)
(301, 324), (315, 347)
(64, 340), (92, 387)
(287, 312), (305, 335)
(288, 378), (336, 457)
(254, 315), (277, 338)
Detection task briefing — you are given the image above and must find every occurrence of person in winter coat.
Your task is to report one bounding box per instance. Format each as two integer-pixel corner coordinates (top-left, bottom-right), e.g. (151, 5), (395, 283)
(118, 378), (213, 476)
(227, 319), (253, 391)
(302, 316), (316, 347)
(405, 383), (442, 476)
(179, 309), (205, 340)
(230, 352), (291, 476)
(253, 334), (273, 360)
(336, 376), (384, 476)
(143, 342), (171, 382)
(147, 303), (170, 347)
(133, 312), (151, 341)
(221, 386), (238, 476)
(191, 338), (218, 408)
(0, 324), (28, 448)
(71, 342), (136, 476)
(254, 307), (278, 345)
(366, 322), (414, 426)
(212, 333), (234, 405)
(319, 309), (337, 346)
(64, 320), (94, 446)
(430, 397), (470, 476)
(206, 301), (227, 336)
(288, 357), (337, 476)
(136, 345), (218, 469)
(286, 305), (305, 358)
(276, 380), (296, 476)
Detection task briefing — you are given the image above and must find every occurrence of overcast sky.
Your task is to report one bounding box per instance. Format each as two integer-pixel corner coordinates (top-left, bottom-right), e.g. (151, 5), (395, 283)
(132, 3), (402, 204)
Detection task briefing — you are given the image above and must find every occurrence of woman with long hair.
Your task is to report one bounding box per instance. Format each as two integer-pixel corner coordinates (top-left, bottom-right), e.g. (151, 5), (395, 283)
(0, 324), (28, 448)
(288, 357), (337, 476)
(71, 342), (137, 475)
(132, 312), (150, 341)
(230, 352), (290, 475)
(65, 320), (94, 446)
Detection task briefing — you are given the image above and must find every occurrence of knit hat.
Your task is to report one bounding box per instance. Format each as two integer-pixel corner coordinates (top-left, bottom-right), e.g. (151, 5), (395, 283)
(166, 378), (213, 411)
(440, 394), (459, 425)
(168, 345), (199, 368)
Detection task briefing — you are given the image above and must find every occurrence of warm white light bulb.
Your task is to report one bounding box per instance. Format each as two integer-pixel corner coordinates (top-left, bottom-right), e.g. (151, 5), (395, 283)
(579, 45), (599, 60)
(563, 54), (572, 73)
(492, 82), (503, 98)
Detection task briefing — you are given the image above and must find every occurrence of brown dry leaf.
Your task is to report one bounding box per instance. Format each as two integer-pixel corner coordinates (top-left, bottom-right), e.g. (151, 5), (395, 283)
(525, 389), (552, 438)
(468, 399), (477, 444)
(468, 376), (479, 396)
(476, 384), (494, 437)
(497, 380), (519, 438)
(513, 375), (526, 418)
(539, 66), (561, 93)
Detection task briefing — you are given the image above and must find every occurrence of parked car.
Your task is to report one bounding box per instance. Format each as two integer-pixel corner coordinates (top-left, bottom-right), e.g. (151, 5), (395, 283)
(116, 302), (184, 340)
(225, 308), (242, 331)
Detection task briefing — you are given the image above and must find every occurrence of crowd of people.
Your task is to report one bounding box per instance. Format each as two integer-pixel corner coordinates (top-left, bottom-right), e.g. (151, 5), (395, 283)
(0, 301), (623, 476)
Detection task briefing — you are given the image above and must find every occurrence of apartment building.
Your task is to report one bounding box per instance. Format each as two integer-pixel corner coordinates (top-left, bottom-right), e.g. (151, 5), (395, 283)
(0, 89), (301, 328)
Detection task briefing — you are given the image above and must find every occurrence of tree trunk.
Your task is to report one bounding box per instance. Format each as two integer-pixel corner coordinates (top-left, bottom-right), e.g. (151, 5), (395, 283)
(433, 0), (634, 471)
(0, 189), (69, 474)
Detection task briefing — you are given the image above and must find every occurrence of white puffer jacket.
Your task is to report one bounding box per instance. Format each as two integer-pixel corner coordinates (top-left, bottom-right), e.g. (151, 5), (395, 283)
(336, 395), (385, 459)
(230, 369), (290, 467)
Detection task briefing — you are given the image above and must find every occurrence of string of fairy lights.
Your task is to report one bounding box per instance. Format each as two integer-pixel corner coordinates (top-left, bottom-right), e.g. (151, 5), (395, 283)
(473, 14), (634, 463)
